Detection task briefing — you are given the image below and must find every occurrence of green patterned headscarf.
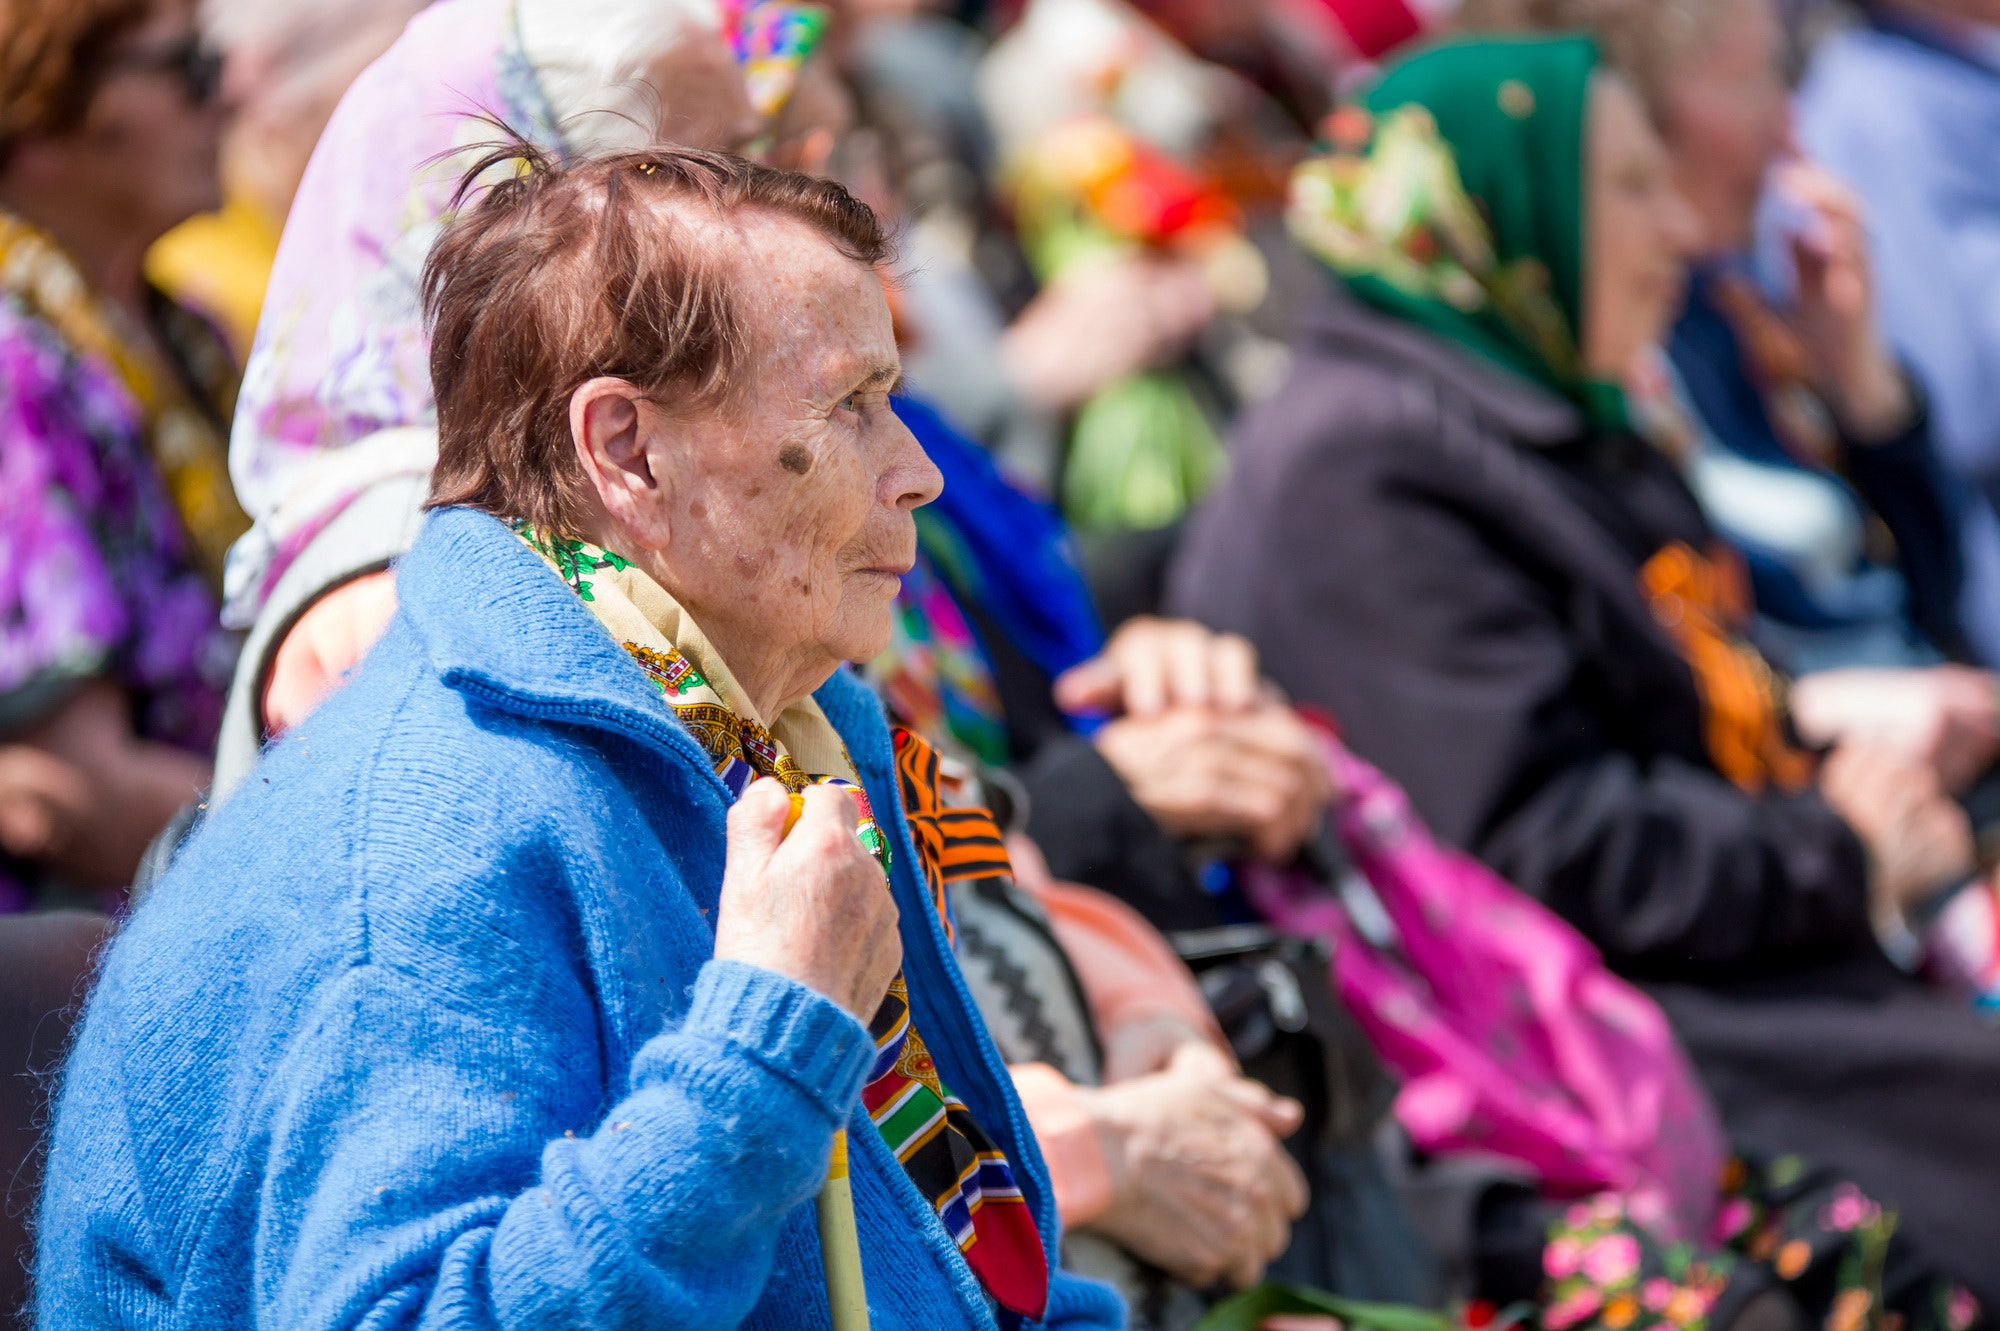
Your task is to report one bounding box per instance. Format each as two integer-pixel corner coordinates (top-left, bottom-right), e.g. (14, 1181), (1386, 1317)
(1289, 36), (1626, 426)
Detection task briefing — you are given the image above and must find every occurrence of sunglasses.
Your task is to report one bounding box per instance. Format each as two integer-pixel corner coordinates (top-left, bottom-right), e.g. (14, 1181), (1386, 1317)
(104, 33), (224, 106)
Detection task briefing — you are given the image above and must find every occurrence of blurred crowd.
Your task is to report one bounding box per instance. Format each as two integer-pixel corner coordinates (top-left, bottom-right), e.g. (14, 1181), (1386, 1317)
(9, 0), (2000, 1325)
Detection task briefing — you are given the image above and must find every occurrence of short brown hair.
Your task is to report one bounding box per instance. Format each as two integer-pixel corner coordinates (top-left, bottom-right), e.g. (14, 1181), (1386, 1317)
(423, 141), (892, 537)
(0, 0), (151, 155)
(1452, 0), (1741, 107)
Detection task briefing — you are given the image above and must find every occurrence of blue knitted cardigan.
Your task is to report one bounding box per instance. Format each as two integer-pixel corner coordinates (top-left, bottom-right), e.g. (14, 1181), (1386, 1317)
(36, 507), (1124, 1331)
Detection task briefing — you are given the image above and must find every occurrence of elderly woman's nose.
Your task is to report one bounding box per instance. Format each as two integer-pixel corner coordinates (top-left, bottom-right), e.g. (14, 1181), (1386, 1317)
(884, 416), (945, 511)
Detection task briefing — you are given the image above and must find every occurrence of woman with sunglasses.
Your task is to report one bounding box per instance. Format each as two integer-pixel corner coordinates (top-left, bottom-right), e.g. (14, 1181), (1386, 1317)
(0, 0), (243, 908)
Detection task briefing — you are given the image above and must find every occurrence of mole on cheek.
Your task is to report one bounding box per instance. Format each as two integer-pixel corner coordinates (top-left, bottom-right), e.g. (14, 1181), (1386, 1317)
(777, 445), (812, 475)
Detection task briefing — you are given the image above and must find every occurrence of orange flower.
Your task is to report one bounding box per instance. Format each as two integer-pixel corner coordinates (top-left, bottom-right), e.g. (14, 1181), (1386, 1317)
(1603, 1296), (1639, 1329)
(1775, 1240), (1811, 1280)
(1826, 1288), (1872, 1331)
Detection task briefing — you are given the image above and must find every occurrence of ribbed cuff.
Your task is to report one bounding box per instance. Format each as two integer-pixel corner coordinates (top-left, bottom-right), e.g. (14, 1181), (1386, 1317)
(684, 960), (875, 1122)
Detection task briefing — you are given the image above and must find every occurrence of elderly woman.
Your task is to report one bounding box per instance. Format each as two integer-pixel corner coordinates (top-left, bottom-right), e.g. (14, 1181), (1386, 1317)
(1169, 35), (2000, 1301)
(0, 0), (243, 903)
(184, 0), (1343, 1304)
(209, 0), (761, 786)
(37, 146), (1123, 1329)
(1458, 0), (1973, 677)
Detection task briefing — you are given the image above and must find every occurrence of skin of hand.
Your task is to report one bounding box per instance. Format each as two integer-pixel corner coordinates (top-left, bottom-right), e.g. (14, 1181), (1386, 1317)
(712, 778), (903, 1020)
(1789, 666), (2000, 796)
(1771, 161), (1913, 441)
(1054, 615), (1264, 719)
(1000, 255), (1218, 415)
(0, 679), (209, 887)
(1819, 742), (1975, 917)
(0, 744), (93, 862)
(1074, 1041), (1308, 1289)
(1098, 1012), (1221, 1085)
(261, 570), (402, 737)
(1094, 700), (1335, 863)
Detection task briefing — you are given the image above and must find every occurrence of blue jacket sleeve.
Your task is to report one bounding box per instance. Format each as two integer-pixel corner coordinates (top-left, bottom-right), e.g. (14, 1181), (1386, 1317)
(262, 956), (874, 1330)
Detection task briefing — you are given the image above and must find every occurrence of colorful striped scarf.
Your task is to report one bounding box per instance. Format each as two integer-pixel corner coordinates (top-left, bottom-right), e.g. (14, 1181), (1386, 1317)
(515, 526), (1048, 1318)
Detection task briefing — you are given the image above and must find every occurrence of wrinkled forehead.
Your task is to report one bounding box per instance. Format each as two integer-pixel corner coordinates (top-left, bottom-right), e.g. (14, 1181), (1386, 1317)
(706, 208), (895, 393)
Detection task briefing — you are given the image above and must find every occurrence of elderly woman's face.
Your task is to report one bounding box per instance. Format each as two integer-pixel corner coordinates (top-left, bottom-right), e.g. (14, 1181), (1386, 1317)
(1582, 73), (1702, 378)
(594, 212), (941, 711)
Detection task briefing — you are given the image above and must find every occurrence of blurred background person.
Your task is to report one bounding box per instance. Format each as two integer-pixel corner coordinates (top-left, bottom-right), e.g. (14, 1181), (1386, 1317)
(1793, 0), (2000, 667)
(207, 0), (762, 794)
(0, 0), (244, 1311)
(1169, 33), (2000, 1301)
(146, 0), (431, 356)
(0, 0), (241, 906)
(1462, 0), (1970, 676)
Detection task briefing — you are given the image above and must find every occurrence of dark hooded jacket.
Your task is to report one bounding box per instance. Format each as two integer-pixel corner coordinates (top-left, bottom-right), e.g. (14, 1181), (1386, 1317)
(1169, 284), (2000, 1301)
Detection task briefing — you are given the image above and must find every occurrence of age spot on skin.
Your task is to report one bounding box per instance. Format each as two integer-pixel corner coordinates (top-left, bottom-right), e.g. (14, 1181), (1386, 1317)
(777, 445), (812, 474)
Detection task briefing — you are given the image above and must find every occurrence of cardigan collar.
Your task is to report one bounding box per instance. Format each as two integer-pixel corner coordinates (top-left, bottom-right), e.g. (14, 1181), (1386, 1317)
(1299, 279), (1588, 448)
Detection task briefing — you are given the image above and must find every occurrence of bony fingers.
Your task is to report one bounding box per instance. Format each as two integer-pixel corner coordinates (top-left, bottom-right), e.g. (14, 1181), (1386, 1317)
(725, 779), (794, 861)
(1166, 624), (1216, 709)
(1213, 635), (1261, 710)
(1226, 1251), (1267, 1291)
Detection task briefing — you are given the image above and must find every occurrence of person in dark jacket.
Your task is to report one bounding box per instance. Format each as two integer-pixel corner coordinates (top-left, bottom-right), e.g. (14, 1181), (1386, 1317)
(1170, 35), (2000, 1303)
(1458, 0), (1972, 675)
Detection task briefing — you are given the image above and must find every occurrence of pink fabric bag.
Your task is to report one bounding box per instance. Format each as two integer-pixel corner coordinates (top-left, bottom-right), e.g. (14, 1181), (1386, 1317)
(1243, 740), (1726, 1243)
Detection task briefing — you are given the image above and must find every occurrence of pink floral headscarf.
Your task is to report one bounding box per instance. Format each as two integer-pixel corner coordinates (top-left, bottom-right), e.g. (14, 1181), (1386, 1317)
(222, 0), (828, 627)
(221, 0), (555, 625)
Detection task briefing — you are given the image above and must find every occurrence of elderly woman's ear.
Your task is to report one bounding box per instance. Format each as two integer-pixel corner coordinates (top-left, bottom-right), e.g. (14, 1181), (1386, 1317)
(570, 376), (674, 551)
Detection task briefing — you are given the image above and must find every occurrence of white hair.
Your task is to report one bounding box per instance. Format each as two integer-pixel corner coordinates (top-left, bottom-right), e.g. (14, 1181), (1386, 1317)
(515, 0), (725, 155)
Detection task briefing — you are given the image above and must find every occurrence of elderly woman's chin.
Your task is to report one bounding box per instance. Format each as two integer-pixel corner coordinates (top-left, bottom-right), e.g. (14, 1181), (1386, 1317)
(836, 569), (907, 663)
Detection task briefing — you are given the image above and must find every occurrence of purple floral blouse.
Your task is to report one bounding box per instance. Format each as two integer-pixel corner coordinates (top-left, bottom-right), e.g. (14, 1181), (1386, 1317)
(0, 293), (230, 754)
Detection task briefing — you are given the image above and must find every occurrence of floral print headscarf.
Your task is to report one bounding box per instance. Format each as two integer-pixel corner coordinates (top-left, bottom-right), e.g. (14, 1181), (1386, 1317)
(1288, 36), (1628, 428)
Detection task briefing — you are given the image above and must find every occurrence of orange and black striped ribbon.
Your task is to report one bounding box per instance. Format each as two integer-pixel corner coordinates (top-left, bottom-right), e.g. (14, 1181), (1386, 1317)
(891, 727), (1014, 940)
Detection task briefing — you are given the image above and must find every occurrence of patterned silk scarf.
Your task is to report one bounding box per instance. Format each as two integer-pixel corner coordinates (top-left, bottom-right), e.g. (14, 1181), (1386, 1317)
(515, 527), (1047, 1318)
(0, 211), (247, 589)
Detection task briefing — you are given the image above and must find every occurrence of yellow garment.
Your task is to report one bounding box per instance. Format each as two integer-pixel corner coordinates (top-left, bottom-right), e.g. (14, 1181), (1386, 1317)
(1, 211), (250, 589)
(146, 195), (282, 359)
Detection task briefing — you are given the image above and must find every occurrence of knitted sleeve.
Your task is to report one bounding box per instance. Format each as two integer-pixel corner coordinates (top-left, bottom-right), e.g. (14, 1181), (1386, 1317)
(258, 956), (874, 1328)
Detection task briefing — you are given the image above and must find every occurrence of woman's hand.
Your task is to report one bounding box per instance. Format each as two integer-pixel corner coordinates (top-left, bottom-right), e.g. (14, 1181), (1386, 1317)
(1775, 161), (1913, 442)
(1094, 700), (1334, 863)
(1820, 742), (1974, 918)
(1001, 257), (1217, 415)
(1, 679), (209, 887)
(713, 779), (903, 1020)
(1075, 1042), (1307, 1289)
(1054, 616), (1263, 718)
(0, 743), (92, 862)
(1790, 665), (2000, 795)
